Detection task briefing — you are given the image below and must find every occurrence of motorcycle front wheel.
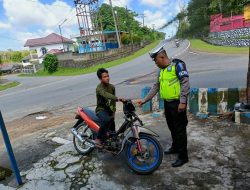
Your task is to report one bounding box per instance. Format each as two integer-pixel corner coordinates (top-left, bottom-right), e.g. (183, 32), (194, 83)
(125, 134), (163, 175)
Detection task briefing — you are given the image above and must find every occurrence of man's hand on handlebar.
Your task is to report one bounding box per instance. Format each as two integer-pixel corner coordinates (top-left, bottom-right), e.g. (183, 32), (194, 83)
(118, 98), (127, 103)
(135, 99), (146, 107)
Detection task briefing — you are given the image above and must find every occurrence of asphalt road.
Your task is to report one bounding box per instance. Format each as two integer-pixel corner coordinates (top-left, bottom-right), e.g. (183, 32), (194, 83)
(0, 40), (248, 121)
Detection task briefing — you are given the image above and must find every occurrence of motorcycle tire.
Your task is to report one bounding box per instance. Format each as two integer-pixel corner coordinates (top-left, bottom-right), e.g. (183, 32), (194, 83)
(73, 122), (95, 155)
(125, 134), (163, 175)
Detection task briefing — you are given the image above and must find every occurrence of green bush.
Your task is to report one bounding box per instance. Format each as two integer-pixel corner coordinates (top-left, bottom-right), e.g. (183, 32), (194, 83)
(43, 54), (58, 74)
(132, 34), (142, 44)
(73, 43), (79, 53)
(144, 35), (153, 42)
(11, 51), (22, 62)
(121, 33), (130, 45)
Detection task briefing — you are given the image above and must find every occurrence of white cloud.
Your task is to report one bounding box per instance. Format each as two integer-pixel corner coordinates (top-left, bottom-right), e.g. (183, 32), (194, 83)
(140, 0), (168, 8)
(143, 10), (167, 29)
(3, 0), (77, 28)
(103, 0), (131, 7)
(1, 0), (80, 48)
(0, 21), (11, 29)
(15, 31), (40, 45)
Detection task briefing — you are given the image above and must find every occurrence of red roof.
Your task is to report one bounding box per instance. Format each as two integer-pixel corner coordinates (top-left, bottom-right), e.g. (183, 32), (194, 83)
(24, 33), (74, 47)
(40, 49), (63, 58)
(47, 49), (62, 54)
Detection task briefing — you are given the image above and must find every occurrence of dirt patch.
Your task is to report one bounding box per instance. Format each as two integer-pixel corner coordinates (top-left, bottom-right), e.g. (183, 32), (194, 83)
(0, 112), (75, 149)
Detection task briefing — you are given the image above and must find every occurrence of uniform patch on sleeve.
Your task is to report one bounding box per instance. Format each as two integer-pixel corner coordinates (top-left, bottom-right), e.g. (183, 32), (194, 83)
(176, 62), (189, 79)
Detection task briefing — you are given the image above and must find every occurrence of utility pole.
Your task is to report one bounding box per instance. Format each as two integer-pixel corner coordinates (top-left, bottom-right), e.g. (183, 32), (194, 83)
(152, 24), (155, 40)
(58, 25), (64, 51)
(109, 0), (121, 48)
(142, 14), (145, 27)
(141, 14), (145, 44)
(138, 13), (145, 27)
(126, 6), (133, 50)
(137, 13), (146, 45)
(115, 10), (121, 45)
(59, 18), (67, 52)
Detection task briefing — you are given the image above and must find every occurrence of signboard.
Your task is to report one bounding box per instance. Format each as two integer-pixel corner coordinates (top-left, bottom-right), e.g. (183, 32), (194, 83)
(244, 4), (250, 20)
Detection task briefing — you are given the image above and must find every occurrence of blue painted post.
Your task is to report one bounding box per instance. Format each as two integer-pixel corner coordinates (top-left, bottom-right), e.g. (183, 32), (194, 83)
(159, 98), (164, 110)
(141, 87), (152, 113)
(228, 88), (239, 111)
(239, 112), (250, 124)
(207, 88), (218, 115)
(158, 93), (164, 110)
(188, 88), (199, 114)
(0, 111), (22, 185)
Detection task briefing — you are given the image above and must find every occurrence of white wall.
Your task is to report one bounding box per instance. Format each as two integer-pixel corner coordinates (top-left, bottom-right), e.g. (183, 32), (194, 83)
(29, 43), (74, 58)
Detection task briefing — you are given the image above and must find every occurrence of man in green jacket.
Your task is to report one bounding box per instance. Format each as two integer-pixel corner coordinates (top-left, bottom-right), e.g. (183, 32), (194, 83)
(137, 44), (190, 167)
(95, 68), (124, 147)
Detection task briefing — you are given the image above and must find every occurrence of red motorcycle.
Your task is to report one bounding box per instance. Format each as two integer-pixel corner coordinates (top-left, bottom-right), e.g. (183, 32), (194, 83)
(71, 100), (163, 175)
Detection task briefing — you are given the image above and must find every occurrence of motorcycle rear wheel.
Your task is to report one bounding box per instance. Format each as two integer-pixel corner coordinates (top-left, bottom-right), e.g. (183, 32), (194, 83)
(73, 122), (95, 155)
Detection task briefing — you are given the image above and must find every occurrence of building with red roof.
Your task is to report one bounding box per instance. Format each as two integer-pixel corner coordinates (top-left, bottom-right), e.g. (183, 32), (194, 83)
(24, 33), (75, 62)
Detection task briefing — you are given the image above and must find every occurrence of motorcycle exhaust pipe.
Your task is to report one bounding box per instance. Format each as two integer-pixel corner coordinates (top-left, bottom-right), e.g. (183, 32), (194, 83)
(71, 128), (84, 143)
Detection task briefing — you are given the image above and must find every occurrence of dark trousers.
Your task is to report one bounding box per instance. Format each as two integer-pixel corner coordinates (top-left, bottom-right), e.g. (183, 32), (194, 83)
(96, 110), (115, 141)
(164, 100), (188, 159)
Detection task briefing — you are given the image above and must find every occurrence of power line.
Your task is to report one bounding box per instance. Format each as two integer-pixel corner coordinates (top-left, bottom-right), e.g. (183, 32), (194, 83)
(62, 15), (77, 26)
(57, 8), (75, 26)
(51, 9), (76, 33)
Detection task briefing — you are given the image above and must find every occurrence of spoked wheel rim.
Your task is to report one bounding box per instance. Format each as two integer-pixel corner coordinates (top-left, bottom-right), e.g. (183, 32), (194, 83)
(127, 135), (160, 171)
(75, 123), (94, 153)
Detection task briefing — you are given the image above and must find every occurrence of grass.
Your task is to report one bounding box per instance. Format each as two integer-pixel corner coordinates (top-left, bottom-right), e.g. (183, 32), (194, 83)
(189, 39), (249, 54)
(0, 81), (20, 91)
(0, 166), (12, 181)
(19, 40), (160, 77)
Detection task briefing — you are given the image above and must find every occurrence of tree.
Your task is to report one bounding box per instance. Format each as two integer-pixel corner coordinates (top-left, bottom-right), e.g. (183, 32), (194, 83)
(208, 0), (245, 16)
(187, 0), (212, 38)
(43, 54), (58, 74)
(162, 0), (246, 38)
(11, 51), (22, 62)
(21, 50), (30, 59)
(0, 55), (2, 79)
(96, 3), (164, 43)
(121, 33), (130, 44)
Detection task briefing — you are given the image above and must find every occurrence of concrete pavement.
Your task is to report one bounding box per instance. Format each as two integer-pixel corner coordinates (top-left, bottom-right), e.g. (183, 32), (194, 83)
(1, 108), (250, 190)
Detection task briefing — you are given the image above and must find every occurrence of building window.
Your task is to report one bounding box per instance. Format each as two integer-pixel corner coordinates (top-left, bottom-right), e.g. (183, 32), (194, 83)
(41, 47), (47, 55)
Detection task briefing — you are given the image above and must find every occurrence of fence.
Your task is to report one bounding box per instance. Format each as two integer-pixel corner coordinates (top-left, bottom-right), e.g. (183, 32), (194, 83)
(57, 43), (147, 69)
(141, 87), (246, 115)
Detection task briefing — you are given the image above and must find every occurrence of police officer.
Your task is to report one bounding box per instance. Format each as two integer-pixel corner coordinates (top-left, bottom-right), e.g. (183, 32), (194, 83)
(136, 44), (190, 167)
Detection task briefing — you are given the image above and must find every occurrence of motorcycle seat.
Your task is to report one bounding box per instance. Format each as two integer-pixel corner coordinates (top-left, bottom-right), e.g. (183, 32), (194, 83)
(82, 107), (100, 123)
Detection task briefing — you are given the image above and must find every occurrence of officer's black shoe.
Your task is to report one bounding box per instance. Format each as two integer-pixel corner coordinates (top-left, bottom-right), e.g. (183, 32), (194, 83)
(171, 158), (189, 167)
(164, 147), (178, 155)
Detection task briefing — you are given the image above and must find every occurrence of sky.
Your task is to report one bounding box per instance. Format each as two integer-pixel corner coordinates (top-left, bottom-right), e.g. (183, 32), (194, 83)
(0, 0), (189, 51)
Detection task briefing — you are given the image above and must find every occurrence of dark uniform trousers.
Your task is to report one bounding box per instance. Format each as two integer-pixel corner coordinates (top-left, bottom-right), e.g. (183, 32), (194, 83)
(164, 100), (188, 159)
